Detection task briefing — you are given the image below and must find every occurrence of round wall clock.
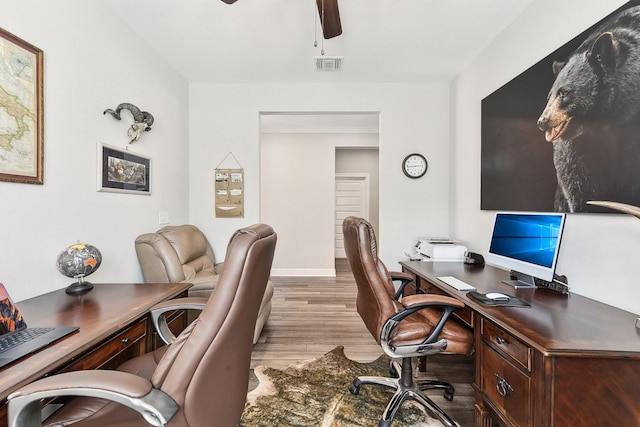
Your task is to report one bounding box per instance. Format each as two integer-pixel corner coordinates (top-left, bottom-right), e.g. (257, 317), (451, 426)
(402, 153), (428, 179)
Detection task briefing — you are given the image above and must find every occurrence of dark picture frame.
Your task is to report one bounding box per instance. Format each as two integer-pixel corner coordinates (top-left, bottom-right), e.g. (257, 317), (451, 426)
(97, 143), (150, 195)
(481, 1), (640, 213)
(0, 27), (44, 185)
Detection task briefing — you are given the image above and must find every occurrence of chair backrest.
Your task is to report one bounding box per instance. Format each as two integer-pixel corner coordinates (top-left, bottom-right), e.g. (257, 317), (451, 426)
(151, 224), (276, 427)
(342, 216), (401, 344)
(135, 225), (217, 283)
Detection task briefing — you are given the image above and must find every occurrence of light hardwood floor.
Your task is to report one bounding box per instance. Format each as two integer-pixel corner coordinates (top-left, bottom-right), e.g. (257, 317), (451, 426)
(249, 259), (475, 427)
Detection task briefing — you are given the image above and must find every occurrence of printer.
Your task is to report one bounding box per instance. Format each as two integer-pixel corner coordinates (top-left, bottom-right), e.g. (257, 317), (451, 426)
(415, 238), (467, 261)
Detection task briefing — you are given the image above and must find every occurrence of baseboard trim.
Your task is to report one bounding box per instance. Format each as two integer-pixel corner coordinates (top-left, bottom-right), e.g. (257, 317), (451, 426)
(271, 268), (336, 277)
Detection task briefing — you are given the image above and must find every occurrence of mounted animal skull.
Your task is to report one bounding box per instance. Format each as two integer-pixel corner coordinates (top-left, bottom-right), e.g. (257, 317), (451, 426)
(103, 103), (154, 144)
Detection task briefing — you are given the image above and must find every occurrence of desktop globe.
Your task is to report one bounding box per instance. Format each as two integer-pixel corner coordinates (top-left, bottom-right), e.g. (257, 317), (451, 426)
(56, 243), (102, 295)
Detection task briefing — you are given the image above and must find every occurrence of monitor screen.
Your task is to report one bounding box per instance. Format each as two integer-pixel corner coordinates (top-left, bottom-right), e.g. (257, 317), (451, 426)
(486, 212), (566, 287)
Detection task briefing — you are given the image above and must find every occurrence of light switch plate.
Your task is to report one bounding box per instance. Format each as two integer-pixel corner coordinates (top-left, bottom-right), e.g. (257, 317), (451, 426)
(159, 212), (170, 224)
(636, 317), (640, 330)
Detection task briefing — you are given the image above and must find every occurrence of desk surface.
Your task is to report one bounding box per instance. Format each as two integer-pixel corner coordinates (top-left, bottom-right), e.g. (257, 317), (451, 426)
(0, 283), (190, 404)
(401, 261), (640, 357)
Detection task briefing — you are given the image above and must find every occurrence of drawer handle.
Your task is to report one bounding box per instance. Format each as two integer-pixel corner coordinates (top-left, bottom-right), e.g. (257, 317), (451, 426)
(496, 337), (506, 345)
(121, 337), (131, 344)
(494, 373), (514, 397)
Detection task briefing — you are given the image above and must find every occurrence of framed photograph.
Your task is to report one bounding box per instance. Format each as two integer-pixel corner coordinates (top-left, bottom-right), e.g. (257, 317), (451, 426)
(481, 1), (640, 213)
(0, 27), (44, 184)
(97, 142), (150, 195)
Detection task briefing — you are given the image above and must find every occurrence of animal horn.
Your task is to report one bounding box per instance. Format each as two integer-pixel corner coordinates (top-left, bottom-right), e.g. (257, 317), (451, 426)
(141, 111), (154, 130)
(117, 103), (144, 123)
(104, 103), (154, 144)
(103, 102), (143, 120)
(587, 201), (640, 219)
(103, 106), (121, 120)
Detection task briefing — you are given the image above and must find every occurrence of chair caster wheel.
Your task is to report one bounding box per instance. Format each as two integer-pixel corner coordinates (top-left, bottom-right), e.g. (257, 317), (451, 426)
(444, 388), (454, 401)
(378, 419), (392, 427)
(349, 384), (360, 395)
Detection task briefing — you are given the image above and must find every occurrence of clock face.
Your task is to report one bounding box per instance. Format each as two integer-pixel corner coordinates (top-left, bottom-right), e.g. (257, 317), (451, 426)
(402, 153), (428, 179)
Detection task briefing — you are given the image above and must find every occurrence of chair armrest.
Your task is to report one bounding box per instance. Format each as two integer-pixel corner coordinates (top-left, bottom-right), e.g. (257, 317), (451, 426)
(7, 370), (178, 427)
(380, 294), (464, 358)
(400, 294), (465, 310)
(389, 271), (415, 300)
(150, 297), (208, 345)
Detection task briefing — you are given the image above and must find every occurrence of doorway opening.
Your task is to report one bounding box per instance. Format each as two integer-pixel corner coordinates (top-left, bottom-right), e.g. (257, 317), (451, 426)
(260, 112), (379, 277)
(335, 147), (380, 259)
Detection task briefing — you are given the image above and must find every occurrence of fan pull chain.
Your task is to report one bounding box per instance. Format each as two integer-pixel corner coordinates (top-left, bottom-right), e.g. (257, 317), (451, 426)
(313, 0), (325, 55)
(321, 0), (325, 55)
(314, 0), (318, 47)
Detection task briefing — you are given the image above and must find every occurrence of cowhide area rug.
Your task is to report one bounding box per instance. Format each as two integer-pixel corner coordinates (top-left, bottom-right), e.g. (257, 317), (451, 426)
(239, 346), (446, 427)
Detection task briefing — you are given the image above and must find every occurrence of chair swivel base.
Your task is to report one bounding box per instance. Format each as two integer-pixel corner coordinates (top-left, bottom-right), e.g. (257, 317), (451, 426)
(389, 360), (454, 400)
(350, 358), (457, 427)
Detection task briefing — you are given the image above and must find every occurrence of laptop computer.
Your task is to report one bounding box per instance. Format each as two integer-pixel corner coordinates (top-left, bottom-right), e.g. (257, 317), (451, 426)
(0, 283), (79, 369)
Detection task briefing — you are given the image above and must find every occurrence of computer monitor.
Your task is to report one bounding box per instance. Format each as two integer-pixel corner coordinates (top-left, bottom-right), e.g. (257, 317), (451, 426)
(486, 212), (566, 288)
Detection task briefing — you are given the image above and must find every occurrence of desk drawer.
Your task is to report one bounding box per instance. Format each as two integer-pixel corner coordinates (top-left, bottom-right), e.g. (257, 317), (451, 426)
(481, 342), (532, 427)
(61, 319), (147, 372)
(481, 319), (531, 371)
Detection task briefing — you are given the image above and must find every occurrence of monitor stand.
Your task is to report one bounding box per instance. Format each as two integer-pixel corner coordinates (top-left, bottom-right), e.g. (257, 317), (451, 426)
(501, 271), (536, 289)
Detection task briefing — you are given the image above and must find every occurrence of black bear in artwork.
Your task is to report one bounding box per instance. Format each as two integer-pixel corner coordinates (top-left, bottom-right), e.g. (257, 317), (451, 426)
(537, 5), (640, 212)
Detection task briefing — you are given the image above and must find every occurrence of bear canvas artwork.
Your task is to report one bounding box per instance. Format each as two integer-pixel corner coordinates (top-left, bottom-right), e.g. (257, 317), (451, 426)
(481, 1), (640, 213)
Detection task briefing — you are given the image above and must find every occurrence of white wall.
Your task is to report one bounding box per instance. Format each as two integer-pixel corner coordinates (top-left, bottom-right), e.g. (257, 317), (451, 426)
(452, 0), (640, 315)
(260, 133), (335, 275)
(261, 133), (378, 275)
(189, 83), (451, 270)
(0, 0), (189, 302)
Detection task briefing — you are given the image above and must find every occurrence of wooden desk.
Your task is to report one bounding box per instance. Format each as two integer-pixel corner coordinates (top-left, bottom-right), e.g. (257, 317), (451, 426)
(400, 261), (640, 427)
(0, 283), (190, 426)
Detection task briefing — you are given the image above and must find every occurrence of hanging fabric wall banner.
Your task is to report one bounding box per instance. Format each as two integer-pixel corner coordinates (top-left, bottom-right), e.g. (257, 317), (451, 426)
(214, 153), (244, 218)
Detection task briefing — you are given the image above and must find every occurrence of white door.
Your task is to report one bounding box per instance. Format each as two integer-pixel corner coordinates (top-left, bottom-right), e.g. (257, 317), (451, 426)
(335, 174), (370, 258)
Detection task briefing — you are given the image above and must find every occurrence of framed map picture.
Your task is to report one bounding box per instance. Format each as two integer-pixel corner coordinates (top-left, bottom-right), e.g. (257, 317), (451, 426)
(0, 27), (43, 184)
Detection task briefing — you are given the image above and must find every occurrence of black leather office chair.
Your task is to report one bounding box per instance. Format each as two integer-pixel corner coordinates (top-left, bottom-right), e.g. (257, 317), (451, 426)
(342, 216), (473, 427)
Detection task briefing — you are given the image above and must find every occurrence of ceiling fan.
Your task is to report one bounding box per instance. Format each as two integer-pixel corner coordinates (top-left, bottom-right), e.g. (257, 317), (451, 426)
(315, 0), (342, 39)
(220, 0), (342, 39)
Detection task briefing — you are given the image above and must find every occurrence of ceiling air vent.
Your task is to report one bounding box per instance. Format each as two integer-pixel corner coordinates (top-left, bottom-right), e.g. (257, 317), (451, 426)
(315, 56), (343, 71)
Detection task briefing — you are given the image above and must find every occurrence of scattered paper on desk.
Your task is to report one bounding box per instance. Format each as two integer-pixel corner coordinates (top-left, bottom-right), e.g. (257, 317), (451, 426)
(404, 252), (427, 261)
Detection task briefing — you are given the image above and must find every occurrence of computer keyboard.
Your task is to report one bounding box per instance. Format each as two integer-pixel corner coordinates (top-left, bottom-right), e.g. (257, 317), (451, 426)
(436, 276), (476, 291)
(0, 327), (54, 353)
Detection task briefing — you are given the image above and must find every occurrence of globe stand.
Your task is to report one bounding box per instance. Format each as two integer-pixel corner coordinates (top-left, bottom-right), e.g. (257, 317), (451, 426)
(65, 276), (94, 295)
(57, 242), (101, 295)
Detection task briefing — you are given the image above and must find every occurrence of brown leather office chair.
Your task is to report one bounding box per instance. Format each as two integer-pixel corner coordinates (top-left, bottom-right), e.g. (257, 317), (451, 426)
(7, 224), (277, 427)
(342, 216), (473, 427)
(135, 224), (273, 344)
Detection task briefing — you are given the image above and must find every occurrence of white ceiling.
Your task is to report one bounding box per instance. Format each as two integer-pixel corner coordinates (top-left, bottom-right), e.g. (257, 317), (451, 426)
(103, 0), (535, 84)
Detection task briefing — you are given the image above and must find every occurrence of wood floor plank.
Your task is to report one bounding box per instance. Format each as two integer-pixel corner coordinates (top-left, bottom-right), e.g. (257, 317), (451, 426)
(249, 259), (474, 427)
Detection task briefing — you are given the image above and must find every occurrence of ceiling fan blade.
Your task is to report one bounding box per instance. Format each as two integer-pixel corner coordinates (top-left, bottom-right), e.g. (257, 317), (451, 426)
(316, 0), (342, 39)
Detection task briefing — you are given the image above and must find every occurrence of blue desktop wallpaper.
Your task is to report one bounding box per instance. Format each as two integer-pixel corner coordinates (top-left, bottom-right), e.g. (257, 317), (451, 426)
(489, 214), (563, 268)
